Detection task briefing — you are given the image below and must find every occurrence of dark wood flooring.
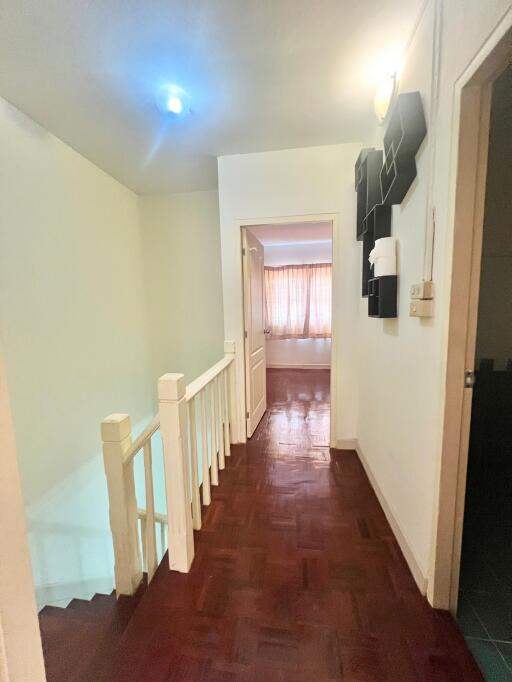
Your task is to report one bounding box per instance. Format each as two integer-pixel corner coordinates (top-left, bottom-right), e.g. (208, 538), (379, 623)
(105, 369), (483, 681)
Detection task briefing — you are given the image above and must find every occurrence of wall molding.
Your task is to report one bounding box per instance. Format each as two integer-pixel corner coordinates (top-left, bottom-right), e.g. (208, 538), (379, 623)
(354, 440), (428, 596)
(267, 363), (330, 370)
(335, 438), (358, 449)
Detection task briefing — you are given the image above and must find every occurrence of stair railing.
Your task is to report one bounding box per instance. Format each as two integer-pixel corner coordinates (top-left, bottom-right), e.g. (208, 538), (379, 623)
(101, 341), (237, 596)
(101, 413), (160, 595)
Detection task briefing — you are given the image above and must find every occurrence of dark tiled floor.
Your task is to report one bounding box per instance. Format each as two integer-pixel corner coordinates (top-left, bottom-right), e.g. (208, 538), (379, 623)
(109, 369), (482, 681)
(457, 371), (512, 680)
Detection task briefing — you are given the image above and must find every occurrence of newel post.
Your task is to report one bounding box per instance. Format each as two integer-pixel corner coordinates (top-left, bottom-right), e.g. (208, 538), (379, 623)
(158, 373), (195, 573)
(101, 414), (142, 596)
(224, 340), (237, 443)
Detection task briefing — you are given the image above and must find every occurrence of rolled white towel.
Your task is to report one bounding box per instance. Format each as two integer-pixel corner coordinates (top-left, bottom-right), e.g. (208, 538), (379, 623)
(369, 237), (396, 276)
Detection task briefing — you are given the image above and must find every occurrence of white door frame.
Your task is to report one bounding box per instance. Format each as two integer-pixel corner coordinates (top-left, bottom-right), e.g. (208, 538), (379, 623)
(0, 355), (46, 680)
(239, 213), (338, 447)
(429, 13), (512, 612)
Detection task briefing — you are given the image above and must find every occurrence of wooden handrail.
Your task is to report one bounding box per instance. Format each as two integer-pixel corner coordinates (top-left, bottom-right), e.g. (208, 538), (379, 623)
(137, 508), (167, 525)
(122, 415), (160, 464)
(185, 355), (233, 402)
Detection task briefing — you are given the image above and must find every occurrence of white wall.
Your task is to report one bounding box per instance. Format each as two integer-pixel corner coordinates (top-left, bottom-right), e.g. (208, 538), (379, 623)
(218, 143), (361, 444)
(266, 338), (331, 369)
(263, 240), (332, 368)
(0, 97), (154, 606)
(139, 190), (225, 388)
(354, 0), (512, 594)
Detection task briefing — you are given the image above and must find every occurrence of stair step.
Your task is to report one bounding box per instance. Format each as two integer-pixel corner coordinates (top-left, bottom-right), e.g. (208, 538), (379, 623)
(39, 577), (149, 681)
(91, 592), (115, 605)
(39, 613), (104, 681)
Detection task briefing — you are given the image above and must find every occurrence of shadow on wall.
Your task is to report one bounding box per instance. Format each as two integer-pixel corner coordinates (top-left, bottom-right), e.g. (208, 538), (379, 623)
(27, 417), (169, 609)
(26, 452), (116, 608)
(28, 409), (218, 609)
(29, 518), (113, 608)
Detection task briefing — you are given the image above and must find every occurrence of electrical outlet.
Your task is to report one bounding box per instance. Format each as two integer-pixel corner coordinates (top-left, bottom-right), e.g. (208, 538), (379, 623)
(409, 300), (433, 317)
(410, 281), (434, 299)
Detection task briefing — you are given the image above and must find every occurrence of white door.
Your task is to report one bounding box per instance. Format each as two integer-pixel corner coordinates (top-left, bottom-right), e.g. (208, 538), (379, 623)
(242, 229), (267, 437)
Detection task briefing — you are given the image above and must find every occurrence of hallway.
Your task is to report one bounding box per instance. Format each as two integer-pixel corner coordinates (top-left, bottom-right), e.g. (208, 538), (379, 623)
(106, 369), (481, 681)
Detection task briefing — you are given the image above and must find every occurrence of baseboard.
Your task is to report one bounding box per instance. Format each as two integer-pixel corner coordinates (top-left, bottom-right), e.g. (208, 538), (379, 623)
(354, 441), (428, 596)
(335, 438), (358, 449)
(36, 575), (114, 610)
(267, 363), (330, 370)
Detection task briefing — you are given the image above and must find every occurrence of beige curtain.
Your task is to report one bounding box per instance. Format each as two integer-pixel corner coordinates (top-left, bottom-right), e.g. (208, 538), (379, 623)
(264, 263), (332, 339)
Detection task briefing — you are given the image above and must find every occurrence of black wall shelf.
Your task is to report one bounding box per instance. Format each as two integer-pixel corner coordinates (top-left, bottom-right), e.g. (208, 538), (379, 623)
(380, 91), (427, 206)
(368, 276), (397, 318)
(355, 148), (383, 241)
(362, 204), (392, 297)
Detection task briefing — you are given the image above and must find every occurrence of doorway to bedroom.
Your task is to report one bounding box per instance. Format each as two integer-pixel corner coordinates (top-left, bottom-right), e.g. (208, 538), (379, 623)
(241, 219), (333, 440)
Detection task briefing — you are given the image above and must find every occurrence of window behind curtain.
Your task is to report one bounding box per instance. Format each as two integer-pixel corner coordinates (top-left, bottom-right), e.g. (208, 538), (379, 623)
(264, 263), (332, 339)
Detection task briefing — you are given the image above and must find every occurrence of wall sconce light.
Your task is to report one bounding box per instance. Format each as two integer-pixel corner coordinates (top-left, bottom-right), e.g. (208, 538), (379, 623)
(374, 72), (398, 124)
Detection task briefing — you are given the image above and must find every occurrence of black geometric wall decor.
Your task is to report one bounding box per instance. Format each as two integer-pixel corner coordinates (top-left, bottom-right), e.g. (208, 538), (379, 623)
(380, 91), (427, 205)
(355, 148), (369, 240)
(354, 91), (427, 318)
(355, 148), (383, 241)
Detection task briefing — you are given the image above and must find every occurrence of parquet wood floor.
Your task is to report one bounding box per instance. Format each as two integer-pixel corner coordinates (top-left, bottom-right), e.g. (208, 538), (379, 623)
(107, 369), (482, 681)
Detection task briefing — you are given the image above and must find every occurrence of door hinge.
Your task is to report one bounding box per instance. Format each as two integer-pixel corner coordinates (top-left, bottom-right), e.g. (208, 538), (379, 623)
(244, 330), (248, 338)
(246, 411), (249, 419)
(464, 370), (476, 388)
(242, 247), (246, 256)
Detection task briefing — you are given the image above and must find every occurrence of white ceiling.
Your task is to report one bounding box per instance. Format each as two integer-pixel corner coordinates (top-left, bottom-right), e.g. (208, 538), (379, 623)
(249, 221), (332, 245)
(0, 0), (423, 194)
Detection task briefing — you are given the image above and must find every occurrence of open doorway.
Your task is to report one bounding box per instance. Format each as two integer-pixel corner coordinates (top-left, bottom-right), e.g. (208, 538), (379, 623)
(241, 220), (333, 439)
(455, 65), (512, 677)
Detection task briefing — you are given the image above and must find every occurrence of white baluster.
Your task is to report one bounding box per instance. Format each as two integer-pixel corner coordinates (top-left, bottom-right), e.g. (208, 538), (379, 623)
(223, 368), (231, 457)
(158, 374), (194, 573)
(200, 389), (211, 505)
(224, 341), (237, 443)
(216, 376), (225, 470)
(140, 515), (147, 572)
(188, 398), (202, 530)
(143, 440), (158, 581)
(160, 522), (166, 560)
(101, 414), (142, 596)
(210, 381), (219, 485)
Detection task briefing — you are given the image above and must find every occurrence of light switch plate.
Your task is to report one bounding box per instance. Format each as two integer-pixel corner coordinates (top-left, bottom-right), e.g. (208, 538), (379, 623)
(410, 300), (433, 317)
(410, 281), (434, 299)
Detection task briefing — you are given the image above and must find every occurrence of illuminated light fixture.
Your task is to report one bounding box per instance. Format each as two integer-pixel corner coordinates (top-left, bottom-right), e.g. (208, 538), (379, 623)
(374, 72), (398, 124)
(156, 84), (189, 116)
(367, 45), (403, 124)
(167, 95), (183, 114)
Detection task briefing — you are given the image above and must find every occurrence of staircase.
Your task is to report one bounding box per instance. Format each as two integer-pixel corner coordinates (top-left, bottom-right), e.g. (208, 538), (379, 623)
(38, 343), (239, 681)
(38, 577), (147, 681)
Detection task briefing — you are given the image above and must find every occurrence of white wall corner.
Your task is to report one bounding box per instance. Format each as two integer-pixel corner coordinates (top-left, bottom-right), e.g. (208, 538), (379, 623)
(36, 575), (115, 610)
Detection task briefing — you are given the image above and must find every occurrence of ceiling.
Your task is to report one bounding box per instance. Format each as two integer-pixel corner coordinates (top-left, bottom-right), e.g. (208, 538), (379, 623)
(0, 0), (423, 194)
(249, 221), (332, 246)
